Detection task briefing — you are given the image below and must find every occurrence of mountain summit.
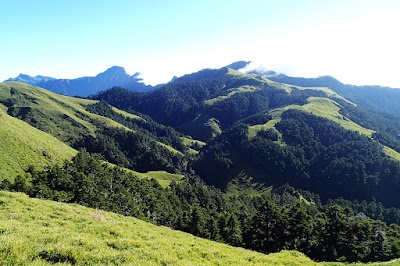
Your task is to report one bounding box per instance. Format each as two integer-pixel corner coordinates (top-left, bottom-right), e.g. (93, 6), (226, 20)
(225, 61), (251, 70)
(5, 66), (152, 97)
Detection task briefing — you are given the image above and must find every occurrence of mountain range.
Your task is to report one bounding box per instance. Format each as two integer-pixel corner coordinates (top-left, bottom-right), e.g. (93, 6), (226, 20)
(2, 62), (400, 264)
(5, 66), (152, 97)
(7, 62), (400, 118)
(94, 64), (400, 207)
(262, 71), (400, 118)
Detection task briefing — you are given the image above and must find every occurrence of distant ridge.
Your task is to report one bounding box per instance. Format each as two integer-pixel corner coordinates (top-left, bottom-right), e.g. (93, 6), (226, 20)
(5, 66), (153, 97)
(249, 69), (400, 118)
(6, 74), (55, 85)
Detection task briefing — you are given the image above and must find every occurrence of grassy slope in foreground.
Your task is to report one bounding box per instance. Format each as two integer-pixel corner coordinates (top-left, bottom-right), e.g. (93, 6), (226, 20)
(1, 192), (398, 265)
(0, 191), (319, 266)
(0, 109), (77, 180)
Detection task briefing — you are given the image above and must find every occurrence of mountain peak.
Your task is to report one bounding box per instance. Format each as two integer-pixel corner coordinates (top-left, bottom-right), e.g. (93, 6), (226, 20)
(106, 65), (126, 73)
(97, 66), (127, 78)
(225, 61), (251, 70)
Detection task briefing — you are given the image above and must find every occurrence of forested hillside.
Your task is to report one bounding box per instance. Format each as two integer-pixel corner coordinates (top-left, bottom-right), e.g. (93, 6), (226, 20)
(94, 66), (400, 207)
(0, 82), (193, 175)
(94, 68), (346, 141)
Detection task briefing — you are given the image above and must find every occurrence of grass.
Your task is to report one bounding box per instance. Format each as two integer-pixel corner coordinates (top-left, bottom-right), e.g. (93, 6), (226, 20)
(0, 108), (77, 181)
(144, 171), (184, 187)
(204, 85), (260, 106)
(103, 163), (183, 188)
(227, 68), (293, 93)
(227, 68), (359, 105)
(0, 83), (184, 186)
(128, 169), (183, 188)
(181, 137), (206, 155)
(205, 117), (222, 138)
(298, 86), (356, 106)
(111, 107), (144, 121)
(0, 191), (321, 266)
(383, 146), (400, 161)
(0, 82), (128, 141)
(0, 191), (397, 265)
(156, 141), (184, 156)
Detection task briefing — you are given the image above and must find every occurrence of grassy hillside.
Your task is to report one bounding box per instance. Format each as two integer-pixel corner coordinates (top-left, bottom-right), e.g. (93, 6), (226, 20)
(0, 191), (319, 265)
(204, 85), (261, 106)
(248, 97), (374, 137)
(1, 191), (398, 265)
(0, 82), (135, 141)
(0, 108), (76, 180)
(0, 82), (190, 175)
(0, 82), (180, 153)
(248, 96), (400, 160)
(94, 67), (361, 142)
(130, 170), (184, 188)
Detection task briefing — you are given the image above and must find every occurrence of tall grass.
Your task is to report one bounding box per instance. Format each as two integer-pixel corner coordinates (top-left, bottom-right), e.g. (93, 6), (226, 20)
(0, 191), (319, 265)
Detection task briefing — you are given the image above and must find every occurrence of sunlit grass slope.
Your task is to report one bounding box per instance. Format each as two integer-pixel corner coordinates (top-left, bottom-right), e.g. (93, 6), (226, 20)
(0, 82), (129, 141)
(181, 136), (206, 155)
(227, 68), (293, 93)
(204, 85), (261, 106)
(249, 97), (373, 138)
(0, 109), (76, 181)
(0, 191), (319, 266)
(129, 170), (184, 188)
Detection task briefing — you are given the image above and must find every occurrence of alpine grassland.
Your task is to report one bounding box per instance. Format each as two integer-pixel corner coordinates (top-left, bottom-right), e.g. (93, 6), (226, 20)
(0, 82), (130, 142)
(1, 191), (399, 265)
(0, 191), (318, 266)
(0, 108), (76, 180)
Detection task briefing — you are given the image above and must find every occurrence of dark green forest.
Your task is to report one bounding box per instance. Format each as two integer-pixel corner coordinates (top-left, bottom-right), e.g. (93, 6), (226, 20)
(194, 110), (400, 206)
(75, 101), (188, 173)
(92, 68), (328, 140)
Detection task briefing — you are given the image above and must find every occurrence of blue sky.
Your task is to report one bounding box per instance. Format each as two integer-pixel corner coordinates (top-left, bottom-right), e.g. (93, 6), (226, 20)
(1, 0), (400, 87)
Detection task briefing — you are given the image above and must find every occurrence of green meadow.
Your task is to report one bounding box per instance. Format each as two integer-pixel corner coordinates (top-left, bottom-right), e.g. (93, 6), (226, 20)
(1, 191), (399, 265)
(0, 191), (319, 266)
(0, 108), (76, 180)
